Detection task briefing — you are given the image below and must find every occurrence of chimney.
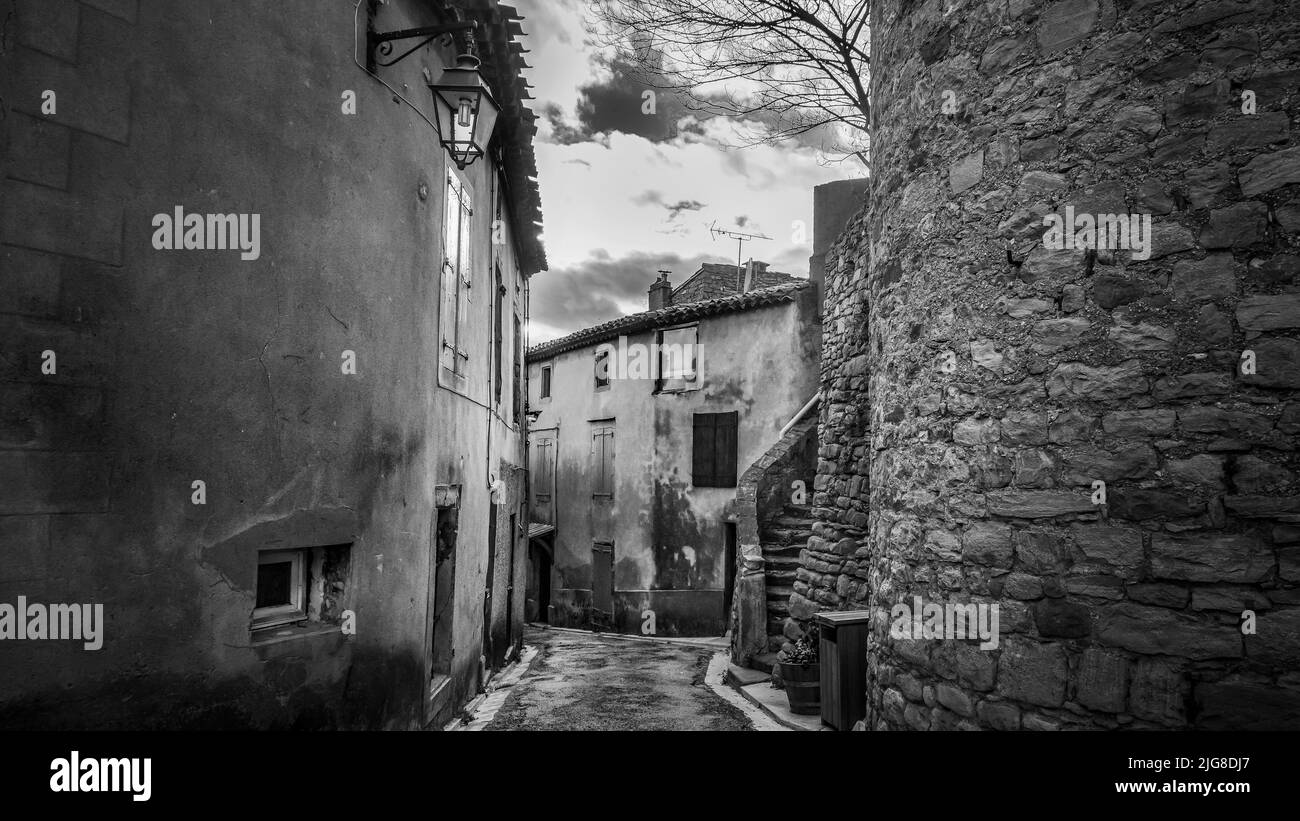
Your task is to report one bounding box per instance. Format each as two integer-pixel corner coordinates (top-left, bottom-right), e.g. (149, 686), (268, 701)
(649, 270), (673, 310)
(739, 259), (769, 293)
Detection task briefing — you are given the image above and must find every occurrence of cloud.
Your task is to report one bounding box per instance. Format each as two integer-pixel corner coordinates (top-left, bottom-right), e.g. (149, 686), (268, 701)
(630, 191), (705, 221)
(540, 102), (591, 145)
(631, 190), (663, 206)
(665, 200), (705, 219)
(528, 249), (715, 341)
(537, 50), (692, 146)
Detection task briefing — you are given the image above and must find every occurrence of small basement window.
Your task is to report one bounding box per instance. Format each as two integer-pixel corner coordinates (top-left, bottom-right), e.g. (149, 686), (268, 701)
(252, 544), (352, 633)
(253, 549), (306, 630)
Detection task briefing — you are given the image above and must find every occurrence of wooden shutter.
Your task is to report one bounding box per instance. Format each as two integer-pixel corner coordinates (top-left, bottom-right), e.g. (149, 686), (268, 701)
(692, 412), (738, 487)
(494, 269), (504, 405)
(535, 440), (552, 496)
(455, 182), (472, 370)
(513, 314), (522, 422)
(715, 411), (738, 487)
(601, 429), (614, 496)
(592, 427), (614, 496)
(440, 176), (460, 371)
(692, 414), (716, 486)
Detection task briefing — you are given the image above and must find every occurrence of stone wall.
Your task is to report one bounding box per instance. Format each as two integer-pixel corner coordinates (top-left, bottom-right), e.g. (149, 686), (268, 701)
(802, 0), (1300, 730)
(730, 416), (818, 663)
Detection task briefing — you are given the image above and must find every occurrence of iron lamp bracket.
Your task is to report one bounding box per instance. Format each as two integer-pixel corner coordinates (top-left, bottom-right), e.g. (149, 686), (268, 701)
(368, 21), (478, 69)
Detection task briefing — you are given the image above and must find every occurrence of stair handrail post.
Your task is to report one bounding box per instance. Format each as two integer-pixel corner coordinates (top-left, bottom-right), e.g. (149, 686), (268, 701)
(779, 391), (821, 440)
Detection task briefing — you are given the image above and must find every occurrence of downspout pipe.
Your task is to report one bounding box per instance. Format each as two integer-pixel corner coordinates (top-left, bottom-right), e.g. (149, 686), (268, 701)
(779, 392), (820, 440)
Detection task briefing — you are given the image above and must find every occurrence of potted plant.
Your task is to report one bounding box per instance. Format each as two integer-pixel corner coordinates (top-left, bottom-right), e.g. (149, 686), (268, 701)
(778, 624), (821, 715)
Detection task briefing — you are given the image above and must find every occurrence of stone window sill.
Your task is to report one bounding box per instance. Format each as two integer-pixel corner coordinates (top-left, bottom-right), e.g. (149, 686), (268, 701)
(249, 621), (342, 648)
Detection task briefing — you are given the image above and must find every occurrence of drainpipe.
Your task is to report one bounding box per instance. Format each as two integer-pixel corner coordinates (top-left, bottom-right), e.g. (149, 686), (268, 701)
(779, 391), (820, 439)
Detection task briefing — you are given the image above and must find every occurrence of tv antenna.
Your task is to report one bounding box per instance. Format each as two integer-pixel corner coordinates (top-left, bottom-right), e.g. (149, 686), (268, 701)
(708, 221), (772, 288)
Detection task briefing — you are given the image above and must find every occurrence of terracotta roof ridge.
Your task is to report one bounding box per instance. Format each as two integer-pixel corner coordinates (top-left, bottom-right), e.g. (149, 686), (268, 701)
(526, 280), (809, 361)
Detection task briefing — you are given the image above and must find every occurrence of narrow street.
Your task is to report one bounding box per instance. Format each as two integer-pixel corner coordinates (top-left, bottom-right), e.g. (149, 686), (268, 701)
(476, 627), (759, 731)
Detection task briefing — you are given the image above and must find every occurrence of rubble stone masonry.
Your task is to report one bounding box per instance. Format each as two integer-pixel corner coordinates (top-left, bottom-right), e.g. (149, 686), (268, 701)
(798, 0), (1300, 729)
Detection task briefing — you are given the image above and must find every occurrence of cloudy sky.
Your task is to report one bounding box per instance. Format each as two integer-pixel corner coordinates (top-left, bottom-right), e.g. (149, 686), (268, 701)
(513, 0), (862, 343)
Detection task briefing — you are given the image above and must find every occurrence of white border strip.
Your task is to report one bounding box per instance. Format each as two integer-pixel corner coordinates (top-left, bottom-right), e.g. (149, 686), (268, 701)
(704, 651), (790, 732)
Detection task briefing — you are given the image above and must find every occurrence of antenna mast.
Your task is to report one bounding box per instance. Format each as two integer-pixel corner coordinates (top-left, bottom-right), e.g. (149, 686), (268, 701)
(708, 221), (773, 291)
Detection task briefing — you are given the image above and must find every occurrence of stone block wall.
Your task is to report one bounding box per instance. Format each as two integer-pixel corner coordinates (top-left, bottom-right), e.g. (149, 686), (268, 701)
(803, 0), (1300, 730)
(730, 416), (818, 663)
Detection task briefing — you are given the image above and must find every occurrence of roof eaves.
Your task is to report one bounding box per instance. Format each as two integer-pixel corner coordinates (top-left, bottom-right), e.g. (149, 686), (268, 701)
(525, 281), (809, 362)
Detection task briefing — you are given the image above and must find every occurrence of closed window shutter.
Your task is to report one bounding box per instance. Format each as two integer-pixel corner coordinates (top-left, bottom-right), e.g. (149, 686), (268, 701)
(592, 428), (614, 496)
(544, 442), (553, 492)
(715, 411), (738, 487)
(692, 414), (716, 486)
(692, 412), (738, 487)
(455, 192), (472, 368)
(602, 430), (614, 495)
(440, 262), (457, 370)
(536, 441), (552, 495)
(440, 176), (460, 371)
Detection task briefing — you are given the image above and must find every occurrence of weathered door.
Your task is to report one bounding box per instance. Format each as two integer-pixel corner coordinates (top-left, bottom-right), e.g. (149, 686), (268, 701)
(483, 504), (498, 669)
(591, 541), (614, 629)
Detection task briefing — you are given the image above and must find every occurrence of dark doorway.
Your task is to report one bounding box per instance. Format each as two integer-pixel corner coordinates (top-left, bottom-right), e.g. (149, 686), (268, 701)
(723, 522), (737, 632)
(592, 541), (614, 629)
(505, 513), (517, 655)
(484, 504), (498, 671)
(430, 501), (459, 680)
(529, 540), (551, 624)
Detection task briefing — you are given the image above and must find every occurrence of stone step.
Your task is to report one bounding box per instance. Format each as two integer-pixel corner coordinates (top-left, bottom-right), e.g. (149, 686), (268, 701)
(760, 542), (803, 558)
(772, 515), (816, 529)
(726, 663), (770, 688)
(764, 554), (802, 567)
(765, 568), (798, 584)
(748, 652), (780, 675)
(766, 619), (786, 637)
(784, 503), (813, 518)
(761, 527), (813, 546)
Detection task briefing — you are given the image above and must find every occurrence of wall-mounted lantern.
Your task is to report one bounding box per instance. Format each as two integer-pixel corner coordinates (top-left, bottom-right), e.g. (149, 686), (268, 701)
(366, 16), (498, 169)
(428, 54), (500, 170)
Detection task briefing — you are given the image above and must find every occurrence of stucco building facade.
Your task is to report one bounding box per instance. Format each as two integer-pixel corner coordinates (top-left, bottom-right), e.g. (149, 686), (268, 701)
(0, 0), (544, 729)
(525, 264), (821, 637)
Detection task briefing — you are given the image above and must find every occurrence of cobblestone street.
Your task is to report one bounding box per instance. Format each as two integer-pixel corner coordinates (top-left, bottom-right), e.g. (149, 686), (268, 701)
(478, 628), (756, 731)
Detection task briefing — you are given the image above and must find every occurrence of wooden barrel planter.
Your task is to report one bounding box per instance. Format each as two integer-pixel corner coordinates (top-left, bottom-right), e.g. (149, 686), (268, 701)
(779, 661), (821, 715)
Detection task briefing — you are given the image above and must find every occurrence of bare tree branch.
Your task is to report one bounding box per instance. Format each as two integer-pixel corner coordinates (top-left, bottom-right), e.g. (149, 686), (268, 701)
(588, 0), (870, 164)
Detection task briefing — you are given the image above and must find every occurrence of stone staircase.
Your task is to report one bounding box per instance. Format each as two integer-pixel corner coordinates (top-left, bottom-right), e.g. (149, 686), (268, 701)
(761, 502), (816, 650)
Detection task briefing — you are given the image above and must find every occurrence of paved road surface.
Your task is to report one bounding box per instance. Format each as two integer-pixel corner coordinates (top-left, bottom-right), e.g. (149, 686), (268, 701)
(481, 627), (755, 731)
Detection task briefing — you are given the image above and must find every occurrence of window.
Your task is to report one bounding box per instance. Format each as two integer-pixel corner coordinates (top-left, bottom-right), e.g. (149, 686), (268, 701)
(254, 549), (305, 629)
(252, 544), (352, 633)
(692, 411), (738, 488)
(591, 424), (614, 497)
(656, 325), (699, 393)
(540, 365), (552, 399)
(594, 349), (611, 390)
(440, 172), (473, 377)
